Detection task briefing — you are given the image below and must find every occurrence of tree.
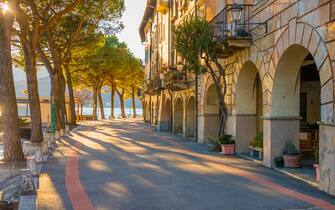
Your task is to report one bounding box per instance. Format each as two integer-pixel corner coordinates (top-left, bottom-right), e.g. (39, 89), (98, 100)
(175, 18), (228, 137)
(73, 87), (92, 115)
(13, 0), (81, 142)
(59, 0), (124, 125)
(39, 0), (124, 129)
(0, 0), (24, 161)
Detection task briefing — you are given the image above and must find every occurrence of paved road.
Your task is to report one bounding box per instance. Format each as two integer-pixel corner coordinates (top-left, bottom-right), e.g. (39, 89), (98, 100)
(37, 119), (335, 210)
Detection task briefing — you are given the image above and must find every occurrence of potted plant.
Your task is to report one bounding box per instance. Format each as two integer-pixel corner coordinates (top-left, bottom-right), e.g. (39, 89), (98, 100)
(249, 132), (263, 159)
(282, 141), (301, 168)
(313, 143), (320, 182)
(220, 134), (235, 155)
(274, 157), (284, 167)
(207, 136), (221, 152)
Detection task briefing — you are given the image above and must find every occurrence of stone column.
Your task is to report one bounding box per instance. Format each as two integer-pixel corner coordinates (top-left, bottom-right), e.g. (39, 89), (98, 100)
(319, 123), (335, 195)
(182, 100), (187, 138)
(197, 114), (205, 143)
(262, 116), (300, 167)
(234, 114), (257, 153)
(197, 113), (220, 143)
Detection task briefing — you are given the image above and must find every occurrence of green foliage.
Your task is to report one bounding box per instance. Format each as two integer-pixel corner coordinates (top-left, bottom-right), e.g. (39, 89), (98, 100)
(71, 35), (143, 96)
(283, 142), (299, 155)
(219, 135), (235, 145)
(250, 132), (263, 148)
(18, 118), (30, 127)
(207, 134), (235, 152)
(174, 17), (215, 73)
(207, 136), (221, 152)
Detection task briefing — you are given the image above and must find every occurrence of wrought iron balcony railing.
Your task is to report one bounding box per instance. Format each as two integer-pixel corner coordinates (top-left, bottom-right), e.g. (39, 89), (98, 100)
(142, 76), (163, 95)
(164, 67), (189, 91)
(209, 4), (254, 58)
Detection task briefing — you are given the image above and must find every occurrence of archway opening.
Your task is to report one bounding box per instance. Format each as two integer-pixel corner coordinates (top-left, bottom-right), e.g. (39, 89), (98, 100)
(270, 44), (320, 165)
(299, 53), (320, 164)
(203, 84), (220, 141)
(143, 102), (147, 122)
(174, 98), (183, 134)
(235, 61), (263, 156)
(161, 98), (172, 132)
(186, 96), (196, 138)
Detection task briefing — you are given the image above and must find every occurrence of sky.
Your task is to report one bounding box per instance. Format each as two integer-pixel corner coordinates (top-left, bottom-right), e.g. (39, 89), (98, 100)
(14, 0), (147, 81)
(117, 0), (147, 60)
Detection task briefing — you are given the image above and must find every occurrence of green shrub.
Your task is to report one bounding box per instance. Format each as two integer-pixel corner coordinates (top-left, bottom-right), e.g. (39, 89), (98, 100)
(250, 132), (263, 148)
(283, 141), (299, 155)
(219, 134), (235, 145)
(207, 136), (221, 152)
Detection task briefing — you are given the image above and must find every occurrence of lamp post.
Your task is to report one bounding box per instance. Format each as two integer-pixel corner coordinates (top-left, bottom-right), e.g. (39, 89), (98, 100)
(229, 3), (243, 23)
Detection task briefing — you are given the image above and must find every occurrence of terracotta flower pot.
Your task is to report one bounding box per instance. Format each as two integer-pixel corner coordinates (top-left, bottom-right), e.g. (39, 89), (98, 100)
(221, 144), (235, 155)
(283, 154), (301, 168)
(313, 164), (320, 182)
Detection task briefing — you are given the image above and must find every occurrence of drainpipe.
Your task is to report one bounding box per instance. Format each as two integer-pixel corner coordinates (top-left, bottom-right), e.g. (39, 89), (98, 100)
(168, 89), (173, 133)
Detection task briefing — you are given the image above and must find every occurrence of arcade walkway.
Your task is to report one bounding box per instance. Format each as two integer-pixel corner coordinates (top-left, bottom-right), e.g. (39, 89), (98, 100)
(37, 119), (335, 210)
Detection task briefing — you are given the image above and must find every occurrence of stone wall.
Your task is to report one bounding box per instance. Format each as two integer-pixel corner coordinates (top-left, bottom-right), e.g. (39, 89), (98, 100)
(142, 0), (335, 196)
(214, 0), (335, 195)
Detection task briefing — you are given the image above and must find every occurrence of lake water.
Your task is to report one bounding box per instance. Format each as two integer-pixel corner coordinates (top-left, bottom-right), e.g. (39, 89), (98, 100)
(81, 107), (143, 119)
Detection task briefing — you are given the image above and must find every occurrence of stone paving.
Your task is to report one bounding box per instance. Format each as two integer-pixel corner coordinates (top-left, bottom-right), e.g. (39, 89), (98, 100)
(37, 119), (335, 210)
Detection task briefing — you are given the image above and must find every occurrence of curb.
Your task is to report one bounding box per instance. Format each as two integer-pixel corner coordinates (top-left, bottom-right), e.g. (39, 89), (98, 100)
(237, 153), (263, 165)
(18, 125), (83, 210)
(236, 153), (319, 189)
(273, 167), (319, 188)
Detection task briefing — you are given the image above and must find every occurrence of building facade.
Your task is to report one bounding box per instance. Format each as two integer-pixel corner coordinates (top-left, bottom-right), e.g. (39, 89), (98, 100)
(139, 0), (335, 196)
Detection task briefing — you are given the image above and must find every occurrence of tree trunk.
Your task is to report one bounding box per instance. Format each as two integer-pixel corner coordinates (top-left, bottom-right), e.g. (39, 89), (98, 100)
(205, 58), (228, 138)
(64, 65), (76, 126)
(59, 72), (67, 129)
(110, 83), (115, 119)
(117, 88), (126, 118)
(98, 86), (105, 120)
(76, 102), (80, 116)
(131, 86), (136, 118)
(22, 49), (44, 143)
(50, 73), (62, 131)
(80, 103), (83, 115)
(92, 86), (98, 119)
(0, 10), (24, 161)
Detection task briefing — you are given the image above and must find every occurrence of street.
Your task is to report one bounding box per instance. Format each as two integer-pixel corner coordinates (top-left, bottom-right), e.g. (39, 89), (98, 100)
(37, 119), (335, 210)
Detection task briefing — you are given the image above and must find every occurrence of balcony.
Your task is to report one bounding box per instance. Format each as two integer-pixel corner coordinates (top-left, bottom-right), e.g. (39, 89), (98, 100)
(209, 4), (254, 58)
(142, 76), (163, 95)
(164, 67), (189, 91)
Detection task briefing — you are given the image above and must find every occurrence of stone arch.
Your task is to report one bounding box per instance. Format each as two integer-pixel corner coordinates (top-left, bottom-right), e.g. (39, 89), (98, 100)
(185, 96), (196, 138)
(268, 21), (334, 119)
(174, 96), (184, 134)
(199, 83), (220, 142)
(199, 74), (215, 114)
(232, 45), (267, 114)
(160, 95), (172, 132)
(263, 21), (335, 168)
(233, 60), (264, 153)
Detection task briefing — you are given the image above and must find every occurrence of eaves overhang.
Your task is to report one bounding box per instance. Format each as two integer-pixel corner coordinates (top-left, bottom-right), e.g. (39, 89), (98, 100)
(139, 0), (157, 43)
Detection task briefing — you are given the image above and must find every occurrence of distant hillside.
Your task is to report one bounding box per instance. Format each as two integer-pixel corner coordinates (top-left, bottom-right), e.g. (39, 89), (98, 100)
(14, 76), (141, 108)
